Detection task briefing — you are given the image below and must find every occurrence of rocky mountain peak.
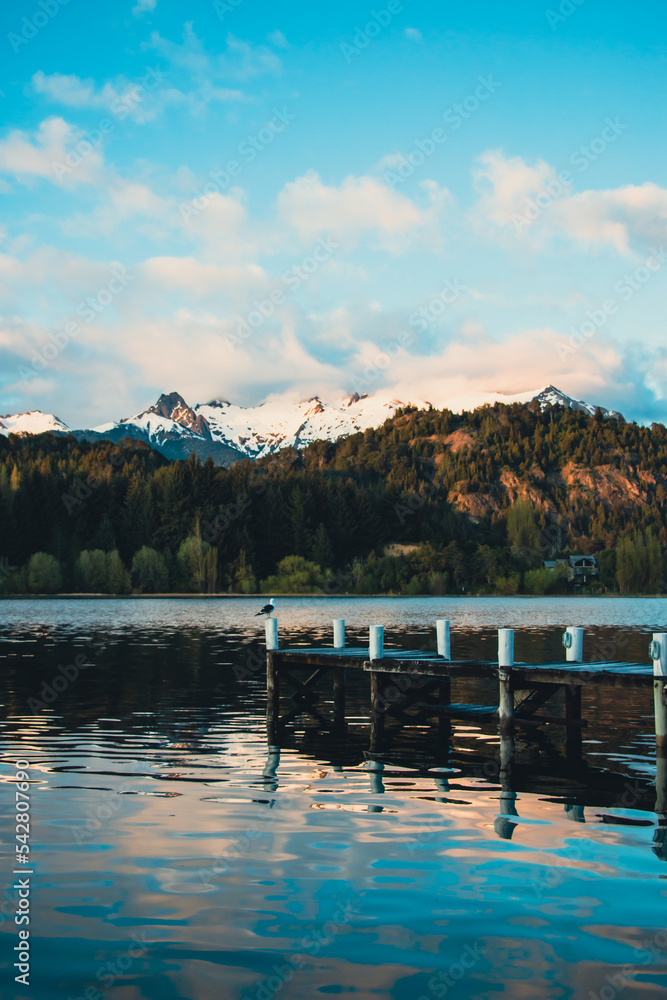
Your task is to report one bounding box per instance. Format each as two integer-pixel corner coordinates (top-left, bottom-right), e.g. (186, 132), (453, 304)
(142, 391), (211, 438)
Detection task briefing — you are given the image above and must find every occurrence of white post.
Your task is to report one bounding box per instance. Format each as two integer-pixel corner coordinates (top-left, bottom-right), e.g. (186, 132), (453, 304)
(564, 626), (584, 663)
(651, 633), (667, 746)
(498, 628), (514, 667)
(265, 617), (279, 651)
(437, 619), (451, 660)
(369, 626), (384, 661)
(498, 628), (514, 729)
(651, 633), (667, 677)
(333, 619), (345, 649)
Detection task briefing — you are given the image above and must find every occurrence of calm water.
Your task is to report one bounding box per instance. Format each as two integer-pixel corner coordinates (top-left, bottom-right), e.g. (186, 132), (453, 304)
(2, 597), (667, 1000)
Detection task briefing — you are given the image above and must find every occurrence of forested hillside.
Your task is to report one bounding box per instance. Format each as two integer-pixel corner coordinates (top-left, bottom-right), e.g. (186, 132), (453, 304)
(1, 400), (666, 596)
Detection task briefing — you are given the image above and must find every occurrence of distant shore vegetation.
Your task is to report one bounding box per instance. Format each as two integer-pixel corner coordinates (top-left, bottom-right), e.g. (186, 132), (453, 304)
(1, 400), (666, 597)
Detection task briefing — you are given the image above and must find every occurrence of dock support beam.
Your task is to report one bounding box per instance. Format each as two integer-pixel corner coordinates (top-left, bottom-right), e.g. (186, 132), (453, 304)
(265, 619), (280, 734)
(651, 633), (667, 748)
(370, 671), (389, 749)
(562, 626), (584, 754)
(266, 651), (280, 732)
(332, 620), (346, 725)
(565, 686), (583, 757)
(498, 629), (514, 730)
(334, 667), (346, 727)
(437, 619), (452, 736)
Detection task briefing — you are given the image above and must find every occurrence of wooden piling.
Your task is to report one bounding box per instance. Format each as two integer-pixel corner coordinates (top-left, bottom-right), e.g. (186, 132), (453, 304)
(436, 620), (452, 734)
(265, 617), (279, 651)
(266, 650), (280, 726)
(656, 751), (667, 817)
(498, 628), (514, 668)
(564, 626), (584, 663)
(370, 670), (388, 747)
(333, 667), (346, 727)
(565, 686), (583, 757)
(370, 625), (384, 661)
(265, 619), (280, 731)
(651, 633), (667, 748)
(437, 619), (451, 659)
(333, 619), (345, 649)
(498, 629), (514, 730)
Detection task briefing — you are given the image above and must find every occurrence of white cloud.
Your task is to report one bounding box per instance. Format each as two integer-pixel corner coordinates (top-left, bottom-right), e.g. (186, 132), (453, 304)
(133, 0), (157, 14)
(32, 68), (169, 124)
(0, 117), (105, 187)
(405, 28), (423, 41)
(139, 256), (266, 299)
(62, 177), (174, 238)
(474, 149), (563, 226)
(147, 25), (281, 85)
(31, 30), (263, 122)
(277, 170), (449, 252)
(268, 30), (288, 48)
(474, 149), (667, 254)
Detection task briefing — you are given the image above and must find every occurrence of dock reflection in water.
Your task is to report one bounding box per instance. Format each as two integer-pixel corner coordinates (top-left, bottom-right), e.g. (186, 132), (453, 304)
(1, 597), (667, 1000)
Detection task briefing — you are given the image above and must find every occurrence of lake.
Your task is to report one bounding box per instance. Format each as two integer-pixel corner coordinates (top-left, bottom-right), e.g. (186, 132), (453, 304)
(1, 596), (667, 999)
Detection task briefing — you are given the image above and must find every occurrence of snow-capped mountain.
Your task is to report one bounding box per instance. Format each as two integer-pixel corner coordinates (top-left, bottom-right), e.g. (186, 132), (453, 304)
(0, 385), (623, 464)
(533, 386), (623, 420)
(0, 411), (69, 437)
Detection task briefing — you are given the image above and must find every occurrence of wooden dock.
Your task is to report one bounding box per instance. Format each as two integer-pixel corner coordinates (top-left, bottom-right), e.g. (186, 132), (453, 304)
(264, 619), (667, 751)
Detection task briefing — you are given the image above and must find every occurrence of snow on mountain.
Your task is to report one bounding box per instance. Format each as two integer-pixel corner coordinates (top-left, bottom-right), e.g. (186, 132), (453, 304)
(534, 385), (623, 421)
(0, 410), (69, 437)
(194, 392), (406, 459)
(0, 385), (623, 463)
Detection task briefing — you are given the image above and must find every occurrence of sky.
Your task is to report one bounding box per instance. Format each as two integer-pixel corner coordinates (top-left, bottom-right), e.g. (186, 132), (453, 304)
(0, 0), (666, 426)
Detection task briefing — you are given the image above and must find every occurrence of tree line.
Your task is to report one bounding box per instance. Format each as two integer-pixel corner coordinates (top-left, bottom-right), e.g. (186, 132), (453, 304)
(1, 399), (666, 596)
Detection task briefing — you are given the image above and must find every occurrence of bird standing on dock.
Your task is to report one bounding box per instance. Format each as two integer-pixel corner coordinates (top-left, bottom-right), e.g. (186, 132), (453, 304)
(255, 598), (275, 617)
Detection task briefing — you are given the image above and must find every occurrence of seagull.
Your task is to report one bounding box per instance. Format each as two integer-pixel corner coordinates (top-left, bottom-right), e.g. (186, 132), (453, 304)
(255, 598), (275, 618)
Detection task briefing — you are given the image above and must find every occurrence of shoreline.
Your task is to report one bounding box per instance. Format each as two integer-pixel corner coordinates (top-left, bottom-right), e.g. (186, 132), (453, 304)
(1, 593), (665, 600)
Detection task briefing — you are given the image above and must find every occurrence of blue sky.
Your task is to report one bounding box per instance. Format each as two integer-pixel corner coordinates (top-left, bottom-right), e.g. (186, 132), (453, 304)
(1, 0), (666, 425)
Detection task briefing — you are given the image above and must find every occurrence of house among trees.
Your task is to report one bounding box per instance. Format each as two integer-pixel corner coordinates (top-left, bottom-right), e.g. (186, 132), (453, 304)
(567, 555), (599, 585)
(544, 556), (599, 587)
